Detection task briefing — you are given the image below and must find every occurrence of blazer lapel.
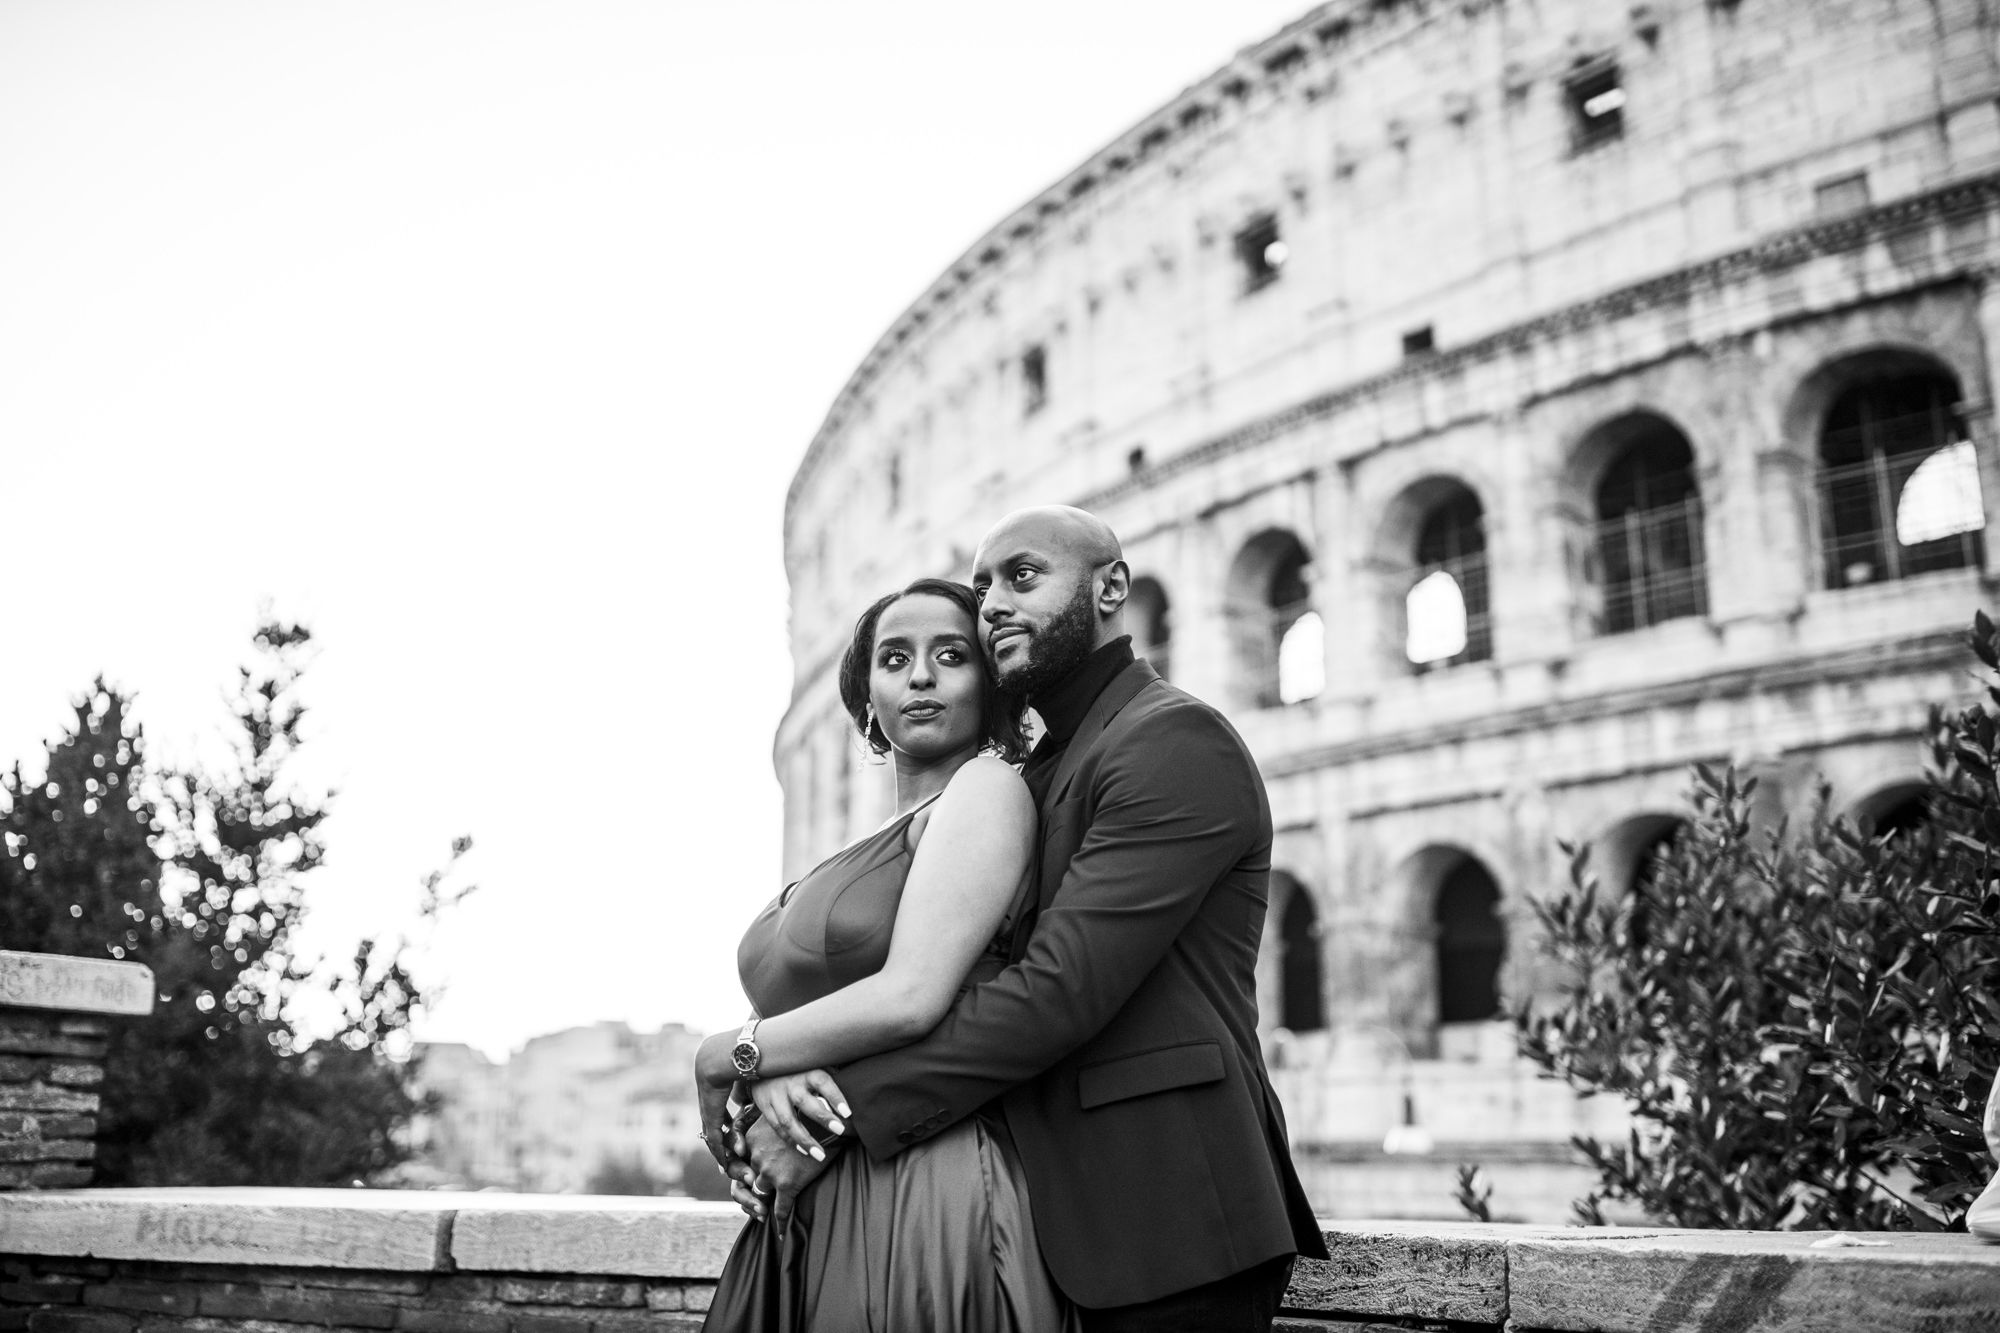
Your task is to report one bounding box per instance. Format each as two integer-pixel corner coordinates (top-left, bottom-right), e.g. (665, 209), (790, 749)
(1045, 658), (1158, 808)
(1035, 660), (1160, 907)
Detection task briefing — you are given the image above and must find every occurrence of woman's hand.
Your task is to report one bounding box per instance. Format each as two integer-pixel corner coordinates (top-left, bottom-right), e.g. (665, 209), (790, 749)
(750, 1070), (850, 1158)
(696, 1031), (741, 1088)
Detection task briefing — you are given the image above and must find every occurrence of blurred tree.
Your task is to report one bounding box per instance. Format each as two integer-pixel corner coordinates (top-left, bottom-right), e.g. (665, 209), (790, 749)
(672, 1145), (734, 1202)
(1516, 613), (2000, 1230)
(584, 1153), (671, 1197)
(0, 619), (472, 1186)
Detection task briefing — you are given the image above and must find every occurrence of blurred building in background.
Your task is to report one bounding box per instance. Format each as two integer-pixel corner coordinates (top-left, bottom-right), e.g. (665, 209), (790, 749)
(409, 1022), (705, 1193)
(776, 0), (1997, 1218)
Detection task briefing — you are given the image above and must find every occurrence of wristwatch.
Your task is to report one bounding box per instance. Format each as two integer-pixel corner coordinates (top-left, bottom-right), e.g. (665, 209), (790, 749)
(730, 1018), (763, 1079)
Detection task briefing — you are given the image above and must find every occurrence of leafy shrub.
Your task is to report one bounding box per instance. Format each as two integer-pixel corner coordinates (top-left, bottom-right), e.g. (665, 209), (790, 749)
(1514, 613), (2000, 1230)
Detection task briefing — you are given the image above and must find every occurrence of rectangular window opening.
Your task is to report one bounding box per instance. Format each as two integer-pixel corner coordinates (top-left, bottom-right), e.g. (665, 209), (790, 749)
(1814, 171), (1871, 217)
(1022, 345), (1047, 416)
(1402, 325), (1436, 358)
(1127, 445), (1148, 474)
(1565, 61), (1625, 152)
(1234, 214), (1286, 294)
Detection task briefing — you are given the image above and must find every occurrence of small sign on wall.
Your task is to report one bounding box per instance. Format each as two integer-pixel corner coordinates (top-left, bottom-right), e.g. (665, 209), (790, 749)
(0, 950), (155, 1016)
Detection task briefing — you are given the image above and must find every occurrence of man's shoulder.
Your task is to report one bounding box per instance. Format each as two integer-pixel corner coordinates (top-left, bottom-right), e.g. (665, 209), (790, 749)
(1107, 676), (1252, 758)
(1093, 676), (1269, 821)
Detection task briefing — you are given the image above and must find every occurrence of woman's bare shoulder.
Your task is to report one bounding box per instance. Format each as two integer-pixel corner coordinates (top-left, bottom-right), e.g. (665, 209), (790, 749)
(940, 754), (1032, 808)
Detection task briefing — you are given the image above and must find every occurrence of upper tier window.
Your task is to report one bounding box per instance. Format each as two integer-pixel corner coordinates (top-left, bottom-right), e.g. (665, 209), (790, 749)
(1566, 59), (1625, 152)
(1021, 345), (1048, 416)
(1235, 214), (1286, 294)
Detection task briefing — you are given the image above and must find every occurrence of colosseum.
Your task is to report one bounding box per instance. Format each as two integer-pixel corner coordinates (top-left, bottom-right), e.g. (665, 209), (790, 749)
(775, 0), (1997, 1219)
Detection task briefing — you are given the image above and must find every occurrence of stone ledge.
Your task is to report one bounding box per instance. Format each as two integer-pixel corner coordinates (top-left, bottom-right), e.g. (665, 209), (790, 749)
(447, 1197), (743, 1278)
(0, 1189), (457, 1271)
(5, 1190), (1999, 1331)
(0, 1191), (743, 1278)
(1507, 1229), (2000, 1333)
(0, 955), (154, 1019)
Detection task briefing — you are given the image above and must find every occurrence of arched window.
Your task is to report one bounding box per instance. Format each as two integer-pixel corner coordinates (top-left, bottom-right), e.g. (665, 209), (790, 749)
(1600, 808), (1680, 944)
(1595, 423), (1707, 633)
(1819, 371), (1984, 588)
(1277, 879), (1325, 1032)
(1227, 531), (1319, 707)
(1128, 577), (1173, 680)
(1408, 489), (1491, 670)
(1277, 611), (1325, 704)
(1435, 856), (1505, 1024)
(1853, 782), (1928, 839)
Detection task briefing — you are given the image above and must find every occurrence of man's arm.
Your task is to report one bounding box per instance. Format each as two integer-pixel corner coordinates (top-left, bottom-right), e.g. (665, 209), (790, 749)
(833, 702), (1264, 1158)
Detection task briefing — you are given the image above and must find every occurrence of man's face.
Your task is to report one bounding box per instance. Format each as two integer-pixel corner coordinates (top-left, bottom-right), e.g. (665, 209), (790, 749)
(971, 522), (1101, 698)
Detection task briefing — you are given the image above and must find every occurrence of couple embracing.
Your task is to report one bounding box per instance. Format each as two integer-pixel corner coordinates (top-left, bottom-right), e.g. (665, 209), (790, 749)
(694, 505), (1329, 1331)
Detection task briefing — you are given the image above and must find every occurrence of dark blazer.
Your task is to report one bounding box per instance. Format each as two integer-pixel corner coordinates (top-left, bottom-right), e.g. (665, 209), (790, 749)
(834, 659), (1328, 1309)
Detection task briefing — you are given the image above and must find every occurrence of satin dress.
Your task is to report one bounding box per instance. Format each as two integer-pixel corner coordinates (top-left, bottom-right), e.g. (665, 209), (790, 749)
(701, 799), (1078, 1333)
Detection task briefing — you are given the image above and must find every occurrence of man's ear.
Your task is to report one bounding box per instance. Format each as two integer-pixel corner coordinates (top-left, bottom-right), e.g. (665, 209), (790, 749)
(1096, 559), (1131, 616)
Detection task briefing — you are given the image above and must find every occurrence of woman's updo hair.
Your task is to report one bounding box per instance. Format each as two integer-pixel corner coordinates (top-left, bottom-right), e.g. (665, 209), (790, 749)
(837, 577), (1028, 764)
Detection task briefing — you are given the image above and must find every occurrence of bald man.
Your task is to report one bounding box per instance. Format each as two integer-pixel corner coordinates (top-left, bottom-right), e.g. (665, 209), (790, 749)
(740, 506), (1327, 1329)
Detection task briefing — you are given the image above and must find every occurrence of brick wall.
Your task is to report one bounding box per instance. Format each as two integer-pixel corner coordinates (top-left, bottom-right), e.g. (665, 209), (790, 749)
(3, 1191), (1998, 1333)
(0, 1259), (713, 1333)
(0, 1011), (109, 1191)
(0, 952), (154, 1193)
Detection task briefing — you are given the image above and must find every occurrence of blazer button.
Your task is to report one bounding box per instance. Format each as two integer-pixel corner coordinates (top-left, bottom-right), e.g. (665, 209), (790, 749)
(896, 1130), (913, 1144)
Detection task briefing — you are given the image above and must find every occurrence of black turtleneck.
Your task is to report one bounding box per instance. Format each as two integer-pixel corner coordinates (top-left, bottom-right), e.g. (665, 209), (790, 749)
(1021, 636), (1133, 803)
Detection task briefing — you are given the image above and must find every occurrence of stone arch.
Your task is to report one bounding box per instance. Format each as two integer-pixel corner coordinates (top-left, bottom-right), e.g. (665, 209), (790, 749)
(1224, 528), (1318, 707)
(1128, 575), (1173, 679)
(1567, 410), (1710, 634)
(1592, 810), (1686, 899)
(1435, 856), (1505, 1027)
(1371, 477), (1493, 671)
(1384, 842), (1508, 1055)
(1782, 347), (1983, 590)
(1263, 869), (1327, 1034)
(1847, 780), (1930, 838)
(1779, 343), (1971, 451)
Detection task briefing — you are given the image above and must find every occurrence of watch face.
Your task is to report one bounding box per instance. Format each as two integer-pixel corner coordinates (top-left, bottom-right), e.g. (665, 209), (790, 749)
(731, 1040), (759, 1077)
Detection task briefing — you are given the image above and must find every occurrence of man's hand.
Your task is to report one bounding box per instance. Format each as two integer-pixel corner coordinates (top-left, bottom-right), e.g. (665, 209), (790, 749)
(751, 1070), (849, 1156)
(726, 1113), (834, 1235)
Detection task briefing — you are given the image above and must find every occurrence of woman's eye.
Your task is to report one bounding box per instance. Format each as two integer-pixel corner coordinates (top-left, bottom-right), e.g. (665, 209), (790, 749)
(938, 647), (965, 664)
(881, 651), (908, 669)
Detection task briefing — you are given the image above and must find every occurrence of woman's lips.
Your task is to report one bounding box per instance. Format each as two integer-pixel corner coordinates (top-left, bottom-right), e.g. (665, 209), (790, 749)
(900, 701), (945, 718)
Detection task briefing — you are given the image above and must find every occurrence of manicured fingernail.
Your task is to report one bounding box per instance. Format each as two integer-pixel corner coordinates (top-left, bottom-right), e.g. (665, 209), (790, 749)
(808, 1145), (825, 1162)
(836, 1102), (851, 1116)
(827, 1119), (845, 1135)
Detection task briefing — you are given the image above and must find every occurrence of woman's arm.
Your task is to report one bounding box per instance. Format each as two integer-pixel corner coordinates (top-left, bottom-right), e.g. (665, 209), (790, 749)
(694, 1012), (757, 1171)
(695, 757), (1034, 1100)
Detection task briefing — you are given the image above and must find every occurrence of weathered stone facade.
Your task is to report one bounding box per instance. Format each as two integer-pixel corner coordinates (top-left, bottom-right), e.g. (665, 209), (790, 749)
(776, 0), (2000, 1214)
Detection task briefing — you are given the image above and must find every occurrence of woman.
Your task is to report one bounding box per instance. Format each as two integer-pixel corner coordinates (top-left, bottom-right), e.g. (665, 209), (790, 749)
(695, 577), (1078, 1333)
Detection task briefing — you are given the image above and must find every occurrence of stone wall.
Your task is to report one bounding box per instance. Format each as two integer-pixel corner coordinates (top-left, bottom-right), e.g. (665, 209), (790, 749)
(3, 1190), (1998, 1333)
(0, 952), (155, 1192)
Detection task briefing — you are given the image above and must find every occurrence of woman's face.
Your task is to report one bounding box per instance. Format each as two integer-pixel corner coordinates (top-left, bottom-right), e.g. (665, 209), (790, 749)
(869, 593), (985, 761)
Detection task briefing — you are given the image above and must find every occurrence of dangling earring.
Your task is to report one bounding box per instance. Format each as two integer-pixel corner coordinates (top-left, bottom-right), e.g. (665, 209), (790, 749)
(865, 703), (878, 743)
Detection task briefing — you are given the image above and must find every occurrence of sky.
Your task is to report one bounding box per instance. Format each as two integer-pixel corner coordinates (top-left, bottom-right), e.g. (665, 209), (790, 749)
(0, 0), (1317, 1060)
